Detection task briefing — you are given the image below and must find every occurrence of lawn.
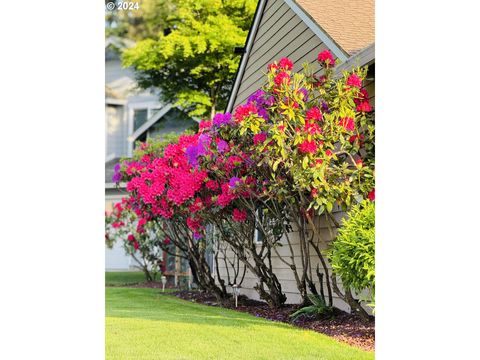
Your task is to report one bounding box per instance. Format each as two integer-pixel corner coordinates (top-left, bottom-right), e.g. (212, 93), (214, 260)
(106, 288), (374, 360)
(105, 271), (147, 286)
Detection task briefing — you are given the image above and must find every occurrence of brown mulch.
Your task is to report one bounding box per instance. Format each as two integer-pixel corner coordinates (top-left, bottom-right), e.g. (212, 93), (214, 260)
(172, 290), (375, 352)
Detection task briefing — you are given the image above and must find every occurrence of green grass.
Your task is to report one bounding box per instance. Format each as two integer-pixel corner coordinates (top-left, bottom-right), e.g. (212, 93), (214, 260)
(106, 288), (374, 360)
(105, 271), (147, 286)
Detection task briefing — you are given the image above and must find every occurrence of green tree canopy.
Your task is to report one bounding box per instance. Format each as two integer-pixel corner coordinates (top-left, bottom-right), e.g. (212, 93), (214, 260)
(122, 0), (257, 119)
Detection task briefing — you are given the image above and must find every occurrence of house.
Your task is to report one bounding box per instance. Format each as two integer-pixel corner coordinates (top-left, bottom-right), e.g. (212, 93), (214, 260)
(105, 36), (196, 271)
(218, 0), (375, 311)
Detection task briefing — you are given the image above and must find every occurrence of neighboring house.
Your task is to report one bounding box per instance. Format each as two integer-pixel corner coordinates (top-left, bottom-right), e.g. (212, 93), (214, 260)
(105, 36), (196, 271)
(218, 0), (375, 311)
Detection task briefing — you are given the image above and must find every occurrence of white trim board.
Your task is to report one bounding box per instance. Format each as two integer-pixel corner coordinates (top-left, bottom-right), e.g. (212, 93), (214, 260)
(334, 43), (375, 74)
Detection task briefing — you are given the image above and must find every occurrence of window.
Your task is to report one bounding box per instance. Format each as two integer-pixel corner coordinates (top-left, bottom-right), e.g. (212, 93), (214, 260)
(253, 208), (264, 243)
(133, 109), (148, 131)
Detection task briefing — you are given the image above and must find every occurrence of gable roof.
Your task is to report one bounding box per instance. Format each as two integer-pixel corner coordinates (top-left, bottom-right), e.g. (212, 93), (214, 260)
(295, 0), (374, 55)
(226, 0), (374, 112)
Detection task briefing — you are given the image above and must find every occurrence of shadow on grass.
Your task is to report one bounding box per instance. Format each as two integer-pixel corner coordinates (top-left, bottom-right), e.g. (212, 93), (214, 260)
(106, 288), (291, 329)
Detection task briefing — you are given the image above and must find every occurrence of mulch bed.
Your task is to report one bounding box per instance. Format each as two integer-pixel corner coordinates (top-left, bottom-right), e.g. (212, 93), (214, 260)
(172, 290), (375, 352)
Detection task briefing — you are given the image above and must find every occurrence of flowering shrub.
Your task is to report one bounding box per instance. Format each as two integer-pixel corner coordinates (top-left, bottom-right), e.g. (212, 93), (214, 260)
(111, 49), (375, 312)
(105, 200), (163, 281)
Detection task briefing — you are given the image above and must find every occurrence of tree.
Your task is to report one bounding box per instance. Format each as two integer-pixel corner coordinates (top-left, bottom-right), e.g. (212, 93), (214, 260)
(122, 0), (256, 119)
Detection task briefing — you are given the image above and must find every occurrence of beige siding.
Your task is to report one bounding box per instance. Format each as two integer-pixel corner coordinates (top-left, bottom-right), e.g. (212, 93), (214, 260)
(233, 0), (334, 108)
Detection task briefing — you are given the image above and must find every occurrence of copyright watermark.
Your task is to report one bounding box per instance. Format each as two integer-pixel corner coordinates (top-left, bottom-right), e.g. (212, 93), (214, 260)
(106, 2), (140, 11)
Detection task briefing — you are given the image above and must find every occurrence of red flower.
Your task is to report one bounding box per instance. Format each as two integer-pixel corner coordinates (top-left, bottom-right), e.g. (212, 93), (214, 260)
(311, 189), (318, 197)
(205, 180), (219, 191)
(278, 125), (285, 132)
(274, 71), (291, 86)
(267, 63), (279, 72)
(163, 237), (171, 245)
(199, 120), (212, 131)
(127, 234), (136, 242)
(339, 117), (355, 132)
(317, 49), (335, 68)
(356, 101), (372, 113)
(325, 150), (333, 157)
(304, 122), (322, 135)
(298, 140), (317, 154)
(346, 74), (362, 88)
(133, 241), (139, 250)
(356, 158), (363, 167)
(112, 221), (124, 228)
(278, 57), (294, 70)
(306, 107), (323, 122)
(234, 103), (258, 123)
(368, 189), (375, 201)
(232, 208), (247, 222)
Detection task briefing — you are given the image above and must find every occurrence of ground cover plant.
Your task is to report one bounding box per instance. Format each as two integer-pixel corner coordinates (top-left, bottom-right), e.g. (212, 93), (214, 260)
(106, 287), (374, 359)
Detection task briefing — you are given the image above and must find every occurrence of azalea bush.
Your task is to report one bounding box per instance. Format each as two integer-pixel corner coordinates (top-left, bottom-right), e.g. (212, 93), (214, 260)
(105, 200), (163, 281)
(329, 200), (375, 308)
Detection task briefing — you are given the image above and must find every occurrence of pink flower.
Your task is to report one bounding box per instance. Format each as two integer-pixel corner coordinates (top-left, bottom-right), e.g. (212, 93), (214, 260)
(205, 180), (219, 191)
(347, 74), (362, 88)
(339, 117), (355, 132)
(232, 208), (247, 222)
(356, 101), (372, 113)
(298, 140), (317, 154)
(253, 133), (267, 145)
(304, 122), (322, 135)
(112, 221), (124, 228)
(199, 120), (212, 131)
(234, 103), (258, 123)
(274, 71), (291, 86)
(317, 49), (335, 67)
(278, 57), (293, 70)
(306, 107), (323, 122)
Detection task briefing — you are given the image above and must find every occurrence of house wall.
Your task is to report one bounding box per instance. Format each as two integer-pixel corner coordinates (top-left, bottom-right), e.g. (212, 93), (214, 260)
(233, 0), (335, 108)
(216, 209), (374, 313)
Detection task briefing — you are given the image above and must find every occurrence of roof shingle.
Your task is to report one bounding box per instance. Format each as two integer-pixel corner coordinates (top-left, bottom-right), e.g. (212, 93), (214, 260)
(295, 0), (374, 55)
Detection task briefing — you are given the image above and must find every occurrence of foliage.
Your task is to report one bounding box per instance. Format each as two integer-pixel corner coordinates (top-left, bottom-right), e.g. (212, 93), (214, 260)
(329, 200), (375, 305)
(122, 0), (256, 118)
(113, 49), (375, 310)
(106, 288), (374, 359)
(290, 294), (334, 320)
(105, 201), (163, 281)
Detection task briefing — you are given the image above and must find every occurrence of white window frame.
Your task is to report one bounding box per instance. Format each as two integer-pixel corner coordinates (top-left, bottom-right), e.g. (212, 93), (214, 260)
(126, 101), (163, 156)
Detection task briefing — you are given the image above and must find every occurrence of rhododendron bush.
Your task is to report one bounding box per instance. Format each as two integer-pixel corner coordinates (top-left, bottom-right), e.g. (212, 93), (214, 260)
(111, 49), (375, 313)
